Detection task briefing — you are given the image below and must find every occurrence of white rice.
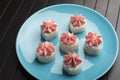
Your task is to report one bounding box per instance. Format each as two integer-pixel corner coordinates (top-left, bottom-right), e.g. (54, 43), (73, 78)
(60, 39), (79, 53)
(84, 42), (103, 56)
(41, 27), (58, 40)
(63, 63), (82, 75)
(69, 19), (86, 33)
(36, 51), (55, 63)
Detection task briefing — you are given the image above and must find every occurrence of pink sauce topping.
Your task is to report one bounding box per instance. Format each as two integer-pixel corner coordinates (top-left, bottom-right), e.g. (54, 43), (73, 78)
(36, 41), (55, 56)
(63, 52), (82, 68)
(41, 20), (57, 33)
(70, 14), (86, 27)
(60, 32), (77, 45)
(85, 32), (102, 46)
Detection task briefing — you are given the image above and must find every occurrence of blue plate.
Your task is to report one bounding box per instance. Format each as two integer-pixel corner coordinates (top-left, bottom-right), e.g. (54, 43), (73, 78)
(16, 4), (119, 80)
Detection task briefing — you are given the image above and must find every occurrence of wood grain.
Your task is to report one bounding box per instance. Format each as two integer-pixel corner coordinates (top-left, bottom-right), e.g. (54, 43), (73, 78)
(0, 0), (21, 40)
(106, 0), (120, 28)
(107, 5), (120, 80)
(0, 0), (10, 17)
(0, 0), (22, 68)
(95, 0), (109, 16)
(84, 0), (97, 9)
(72, 0), (85, 5)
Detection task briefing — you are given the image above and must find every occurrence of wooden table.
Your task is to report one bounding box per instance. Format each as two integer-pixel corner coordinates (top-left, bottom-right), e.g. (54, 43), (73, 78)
(0, 0), (120, 80)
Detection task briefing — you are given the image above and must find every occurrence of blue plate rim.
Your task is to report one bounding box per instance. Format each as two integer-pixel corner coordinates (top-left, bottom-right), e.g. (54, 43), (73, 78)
(15, 4), (119, 79)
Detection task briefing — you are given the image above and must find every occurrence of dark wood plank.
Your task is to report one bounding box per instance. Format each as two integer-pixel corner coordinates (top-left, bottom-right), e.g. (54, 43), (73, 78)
(0, 45), (19, 80)
(14, 63), (36, 80)
(102, 1), (120, 79)
(28, 0), (48, 17)
(57, 0), (73, 4)
(108, 29), (120, 80)
(116, 5), (120, 30)
(106, 0), (120, 28)
(0, 0), (21, 41)
(0, 0), (38, 79)
(23, 0), (36, 19)
(46, 0), (59, 6)
(13, 0), (48, 79)
(46, 0), (72, 7)
(0, 0), (9, 16)
(107, 6), (120, 80)
(0, 0), (36, 71)
(0, 0), (23, 67)
(72, 0), (85, 5)
(84, 0), (97, 9)
(95, 0), (109, 16)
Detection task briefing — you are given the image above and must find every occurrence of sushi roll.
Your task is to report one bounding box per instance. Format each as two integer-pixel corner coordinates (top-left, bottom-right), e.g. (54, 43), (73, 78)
(69, 14), (86, 33)
(41, 20), (58, 40)
(60, 32), (79, 53)
(36, 41), (55, 63)
(63, 52), (82, 75)
(84, 32), (103, 56)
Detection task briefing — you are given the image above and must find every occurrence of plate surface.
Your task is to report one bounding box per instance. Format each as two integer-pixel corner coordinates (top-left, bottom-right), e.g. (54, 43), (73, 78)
(16, 4), (119, 80)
